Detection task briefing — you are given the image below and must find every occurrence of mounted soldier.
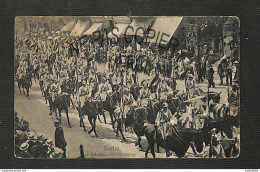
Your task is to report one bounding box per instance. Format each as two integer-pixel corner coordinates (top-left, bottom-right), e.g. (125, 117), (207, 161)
(95, 76), (112, 102)
(49, 77), (62, 112)
(115, 87), (137, 119)
(156, 78), (173, 100)
(123, 68), (134, 86)
(78, 80), (92, 105)
(139, 80), (151, 107)
(155, 102), (177, 157)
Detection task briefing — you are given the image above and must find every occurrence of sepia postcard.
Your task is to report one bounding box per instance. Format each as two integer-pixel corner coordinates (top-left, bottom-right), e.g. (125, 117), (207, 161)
(14, 16), (240, 159)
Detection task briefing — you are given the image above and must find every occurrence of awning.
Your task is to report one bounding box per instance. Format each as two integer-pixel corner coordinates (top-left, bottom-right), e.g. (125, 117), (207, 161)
(108, 23), (129, 38)
(61, 21), (76, 32)
(148, 17), (183, 45)
(83, 23), (103, 36)
(70, 20), (91, 37)
(125, 18), (153, 36)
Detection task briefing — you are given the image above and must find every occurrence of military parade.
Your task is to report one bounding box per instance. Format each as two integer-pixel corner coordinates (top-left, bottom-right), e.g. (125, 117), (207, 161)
(14, 16), (240, 158)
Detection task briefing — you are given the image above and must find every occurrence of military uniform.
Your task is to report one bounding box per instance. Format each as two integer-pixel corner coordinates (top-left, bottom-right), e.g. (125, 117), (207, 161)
(155, 103), (176, 139)
(139, 81), (151, 107)
(96, 80), (112, 101)
(156, 80), (173, 100)
(50, 80), (61, 101)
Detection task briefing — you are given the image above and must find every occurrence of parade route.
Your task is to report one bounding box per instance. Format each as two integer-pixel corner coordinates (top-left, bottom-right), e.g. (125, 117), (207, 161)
(14, 80), (198, 158)
(14, 66), (229, 159)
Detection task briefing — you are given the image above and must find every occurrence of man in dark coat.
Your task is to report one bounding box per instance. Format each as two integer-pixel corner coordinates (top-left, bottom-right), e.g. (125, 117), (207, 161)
(54, 120), (67, 158)
(206, 62), (215, 88)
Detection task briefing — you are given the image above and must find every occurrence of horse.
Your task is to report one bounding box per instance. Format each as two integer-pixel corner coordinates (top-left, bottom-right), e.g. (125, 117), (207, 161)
(49, 93), (72, 128)
(120, 106), (151, 147)
(166, 94), (185, 115)
(17, 73), (31, 97)
(81, 98), (100, 136)
(144, 125), (204, 158)
(209, 103), (230, 121)
(200, 117), (233, 146)
(97, 90), (121, 129)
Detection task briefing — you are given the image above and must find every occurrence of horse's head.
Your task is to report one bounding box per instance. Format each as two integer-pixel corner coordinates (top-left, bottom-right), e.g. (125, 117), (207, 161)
(124, 109), (134, 128)
(194, 130), (204, 153)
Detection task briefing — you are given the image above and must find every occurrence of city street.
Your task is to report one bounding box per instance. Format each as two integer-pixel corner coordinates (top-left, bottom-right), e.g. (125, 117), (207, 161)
(14, 63), (229, 159)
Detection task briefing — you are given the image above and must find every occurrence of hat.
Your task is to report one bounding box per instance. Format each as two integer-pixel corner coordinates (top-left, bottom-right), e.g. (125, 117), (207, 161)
(16, 130), (24, 138)
(36, 132), (45, 140)
(162, 102), (168, 108)
(53, 147), (63, 155)
(54, 120), (60, 126)
(46, 138), (53, 145)
(20, 142), (29, 151)
(27, 131), (35, 140)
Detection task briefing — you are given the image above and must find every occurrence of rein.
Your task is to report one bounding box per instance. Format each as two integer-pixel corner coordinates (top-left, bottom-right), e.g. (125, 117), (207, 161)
(171, 127), (189, 145)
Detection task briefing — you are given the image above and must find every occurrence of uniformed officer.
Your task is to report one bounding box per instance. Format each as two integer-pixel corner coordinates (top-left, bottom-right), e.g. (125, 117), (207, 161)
(96, 76), (112, 101)
(155, 102), (176, 158)
(139, 80), (151, 107)
(50, 78), (61, 103)
(156, 79), (173, 100)
(186, 74), (195, 98)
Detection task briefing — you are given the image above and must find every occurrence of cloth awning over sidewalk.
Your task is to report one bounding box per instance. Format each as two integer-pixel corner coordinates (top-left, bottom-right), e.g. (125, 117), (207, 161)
(125, 18), (154, 37)
(148, 17), (183, 45)
(61, 21), (77, 32)
(107, 23), (129, 38)
(83, 23), (103, 36)
(70, 20), (91, 37)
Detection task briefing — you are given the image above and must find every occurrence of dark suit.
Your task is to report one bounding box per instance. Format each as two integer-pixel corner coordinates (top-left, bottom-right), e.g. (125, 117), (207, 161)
(55, 126), (67, 158)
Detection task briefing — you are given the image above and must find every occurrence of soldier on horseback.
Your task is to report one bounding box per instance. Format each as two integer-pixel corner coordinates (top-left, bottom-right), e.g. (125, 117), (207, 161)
(96, 76), (112, 102)
(156, 79), (173, 100)
(155, 102), (176, 138)
(50, 78), (61, 109)
(139, 80), (151, 107)
(155, 102), (177, 157)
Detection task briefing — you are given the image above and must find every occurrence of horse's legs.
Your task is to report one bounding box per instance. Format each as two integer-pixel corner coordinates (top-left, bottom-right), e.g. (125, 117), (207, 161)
(97, 113), (102, 123)
(49, 99), (52, 115)
(79, 111), (87, 131)
(138, 137), (143, 150)
(44, 92), (48, 104)
(58, 109), (62, 124)
(118, 120), (127, 142)
(102, 111), (106, 124)
(145, 144), (151, 158)
(110, 112), (115, 129)
(18, 84), (22, 95)
(54, 106), (58, 119)
(65, 109), (71, 128)
(26, 86), (29, 97)
(93, 117), (98, 136)
(151, 143), (156, 158)
(88, 117), (94, 134)
(190, 142), (198, 157)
